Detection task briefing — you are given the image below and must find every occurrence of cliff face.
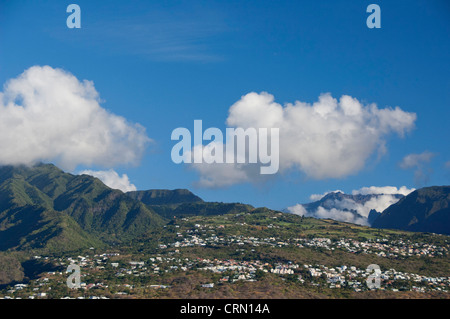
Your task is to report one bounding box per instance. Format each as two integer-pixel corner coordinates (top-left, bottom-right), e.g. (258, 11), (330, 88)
(373, 186), (450, 235)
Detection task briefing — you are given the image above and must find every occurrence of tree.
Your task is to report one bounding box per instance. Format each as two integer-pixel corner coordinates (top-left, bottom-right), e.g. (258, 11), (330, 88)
(254, 269), (265, 280)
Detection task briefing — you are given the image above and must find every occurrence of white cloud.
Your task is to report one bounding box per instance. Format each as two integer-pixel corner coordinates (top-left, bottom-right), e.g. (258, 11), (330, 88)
(314, 206), (368, 226)
(186, 142), (270, 188)
(191, 161), (251, 188)
(287, 186), (413, 226)
(286, 204), (308, 216)
(399, 151), (436, 169)
(286, 203), (368, 225)
(80, 169), (137, 192)
(399, 151), (436, 186)
(0, 65), (151, 170)
(352, 186), (415, 196)
(191, 92), (416, 187)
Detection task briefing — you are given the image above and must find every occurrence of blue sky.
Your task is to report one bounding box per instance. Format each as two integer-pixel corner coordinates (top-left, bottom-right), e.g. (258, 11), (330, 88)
(0, 0), (449, 210)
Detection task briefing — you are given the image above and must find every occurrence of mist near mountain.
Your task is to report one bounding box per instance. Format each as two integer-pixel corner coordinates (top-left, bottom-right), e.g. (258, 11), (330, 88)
(286, 187), (413, 226)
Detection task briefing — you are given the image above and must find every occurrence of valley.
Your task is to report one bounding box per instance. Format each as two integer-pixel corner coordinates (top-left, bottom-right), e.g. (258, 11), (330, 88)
(0, 164), (449, 299)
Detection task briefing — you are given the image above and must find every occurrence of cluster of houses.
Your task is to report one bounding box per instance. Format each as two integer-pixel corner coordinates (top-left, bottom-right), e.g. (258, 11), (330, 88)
(1, 218), (448, 299)
(196, 258), (297, 281)
(331, 238), (447, 258)
(163, 221), (448, 260)
(303, 264), (450, 292)
(1, 248), (448, 298)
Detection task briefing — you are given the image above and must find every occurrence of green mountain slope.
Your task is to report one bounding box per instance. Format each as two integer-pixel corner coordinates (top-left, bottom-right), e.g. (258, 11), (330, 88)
(0, 164), (165, 252)
(149, 201), (254, 219)
(52, 174), (164, 241)
(126, 187), (253, 220)
(0, 205), (103, 252)
(373, 186), (450, 235)
(127, 189), (203, 205)
(0, 163), (256, 254)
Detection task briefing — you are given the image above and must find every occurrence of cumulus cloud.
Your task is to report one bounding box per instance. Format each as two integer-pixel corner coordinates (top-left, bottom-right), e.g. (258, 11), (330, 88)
(315, 206), (369, 226)
(79, 169), (137, 192)
(399, 151), (436, 169)
(399, 151), (436, 186)
(0, 65), (151, 170)
(286, 186), (413, 226)
(287, 203), (369, 225)
(190, 92), (416, 187)
(186, 142), (270, 188)
(352, 186), (415, 196)
(286, 203), (308, 217)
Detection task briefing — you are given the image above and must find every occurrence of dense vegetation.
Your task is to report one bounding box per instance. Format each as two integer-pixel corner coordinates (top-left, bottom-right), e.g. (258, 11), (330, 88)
(126, 189), (203, 205)
(373, 186), (450, 234)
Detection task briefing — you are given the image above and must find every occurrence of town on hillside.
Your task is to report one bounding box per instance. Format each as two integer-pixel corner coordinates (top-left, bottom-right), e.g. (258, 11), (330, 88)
(1, 214), (449, 299)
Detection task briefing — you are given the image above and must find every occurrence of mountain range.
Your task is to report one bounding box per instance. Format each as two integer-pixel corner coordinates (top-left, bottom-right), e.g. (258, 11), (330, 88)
(0, 163), (449, 256)
(0, 164), (250, 253)
(0, 163), (449, 294)
(284, 191), (405, 226)
(301, 191), (403, 222)
(287, 187), (450, 235)
(301, 192), (403, 212)
(0, 164), (161, 252)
